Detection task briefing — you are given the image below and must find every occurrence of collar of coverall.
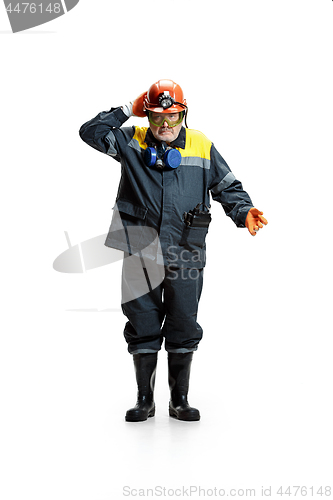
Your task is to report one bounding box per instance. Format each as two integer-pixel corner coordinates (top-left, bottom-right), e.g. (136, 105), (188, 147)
(144, 126), (186, 149)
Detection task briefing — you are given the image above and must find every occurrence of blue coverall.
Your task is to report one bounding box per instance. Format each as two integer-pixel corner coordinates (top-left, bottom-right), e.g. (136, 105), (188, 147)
(79, 106), (254, 353)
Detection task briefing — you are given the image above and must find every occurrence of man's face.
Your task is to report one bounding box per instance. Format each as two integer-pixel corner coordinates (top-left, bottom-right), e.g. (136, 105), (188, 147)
(148, 112), (183, 143)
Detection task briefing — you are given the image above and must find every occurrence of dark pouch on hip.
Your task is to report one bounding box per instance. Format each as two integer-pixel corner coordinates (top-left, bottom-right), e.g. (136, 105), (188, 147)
(180, 203), (212, 250)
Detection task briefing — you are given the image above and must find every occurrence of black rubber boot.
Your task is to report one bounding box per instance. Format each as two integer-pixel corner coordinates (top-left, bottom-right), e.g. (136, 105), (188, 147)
(125, 353), (158, 422)
(168, 352), (200, 421)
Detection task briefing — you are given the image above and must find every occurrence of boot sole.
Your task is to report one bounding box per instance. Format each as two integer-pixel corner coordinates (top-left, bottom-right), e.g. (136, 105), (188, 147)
(125, 407), (155, 422)
(169, 407), (200, 421)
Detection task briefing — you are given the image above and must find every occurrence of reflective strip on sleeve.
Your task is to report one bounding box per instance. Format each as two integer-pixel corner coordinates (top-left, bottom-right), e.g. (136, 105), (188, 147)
(105, 130), (118, 156)
(128, 137), (146, 153)
(211, 172), (236, 194)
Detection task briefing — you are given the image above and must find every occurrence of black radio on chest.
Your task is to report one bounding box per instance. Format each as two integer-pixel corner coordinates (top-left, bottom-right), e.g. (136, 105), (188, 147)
(183, 203), (212, 228)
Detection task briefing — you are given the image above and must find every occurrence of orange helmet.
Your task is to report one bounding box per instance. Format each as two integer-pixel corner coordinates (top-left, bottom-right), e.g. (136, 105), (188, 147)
(144, 79), (187, 113)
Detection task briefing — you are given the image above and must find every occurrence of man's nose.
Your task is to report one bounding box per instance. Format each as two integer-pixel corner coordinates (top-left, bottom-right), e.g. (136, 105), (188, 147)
(162, 120), (169, 128)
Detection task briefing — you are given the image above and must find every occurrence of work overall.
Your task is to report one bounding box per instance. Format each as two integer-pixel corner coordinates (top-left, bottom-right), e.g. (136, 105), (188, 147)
(79, 107), (253, 353)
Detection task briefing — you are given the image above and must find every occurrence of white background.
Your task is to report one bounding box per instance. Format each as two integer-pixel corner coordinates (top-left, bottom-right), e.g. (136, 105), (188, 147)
(1, 0), (332, 499)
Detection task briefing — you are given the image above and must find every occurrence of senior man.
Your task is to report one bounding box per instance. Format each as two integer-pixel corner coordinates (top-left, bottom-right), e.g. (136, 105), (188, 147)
(79, 79), (267, 422)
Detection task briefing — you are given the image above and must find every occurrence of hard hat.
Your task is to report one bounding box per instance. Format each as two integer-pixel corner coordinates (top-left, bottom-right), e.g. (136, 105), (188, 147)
(144, 79), (187, 113)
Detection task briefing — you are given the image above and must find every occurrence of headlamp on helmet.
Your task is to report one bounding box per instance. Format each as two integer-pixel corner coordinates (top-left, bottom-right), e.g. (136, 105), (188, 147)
(158, 92), (175, 110)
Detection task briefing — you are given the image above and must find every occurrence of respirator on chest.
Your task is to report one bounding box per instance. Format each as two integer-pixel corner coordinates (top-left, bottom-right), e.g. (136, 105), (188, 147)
(144, 141), (182, 170)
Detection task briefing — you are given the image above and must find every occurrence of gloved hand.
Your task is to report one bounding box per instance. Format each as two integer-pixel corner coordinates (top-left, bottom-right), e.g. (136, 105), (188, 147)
(245, 208), (268, 236)
(122, 92), (147, 118)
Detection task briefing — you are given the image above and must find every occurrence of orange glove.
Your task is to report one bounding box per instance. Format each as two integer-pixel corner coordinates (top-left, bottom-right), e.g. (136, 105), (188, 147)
(245, 208), (268, 236)
(132, 91), (147, 117)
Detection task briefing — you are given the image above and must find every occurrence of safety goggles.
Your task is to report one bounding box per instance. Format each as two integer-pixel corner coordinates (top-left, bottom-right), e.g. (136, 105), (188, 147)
(148, 111), (184, 128)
